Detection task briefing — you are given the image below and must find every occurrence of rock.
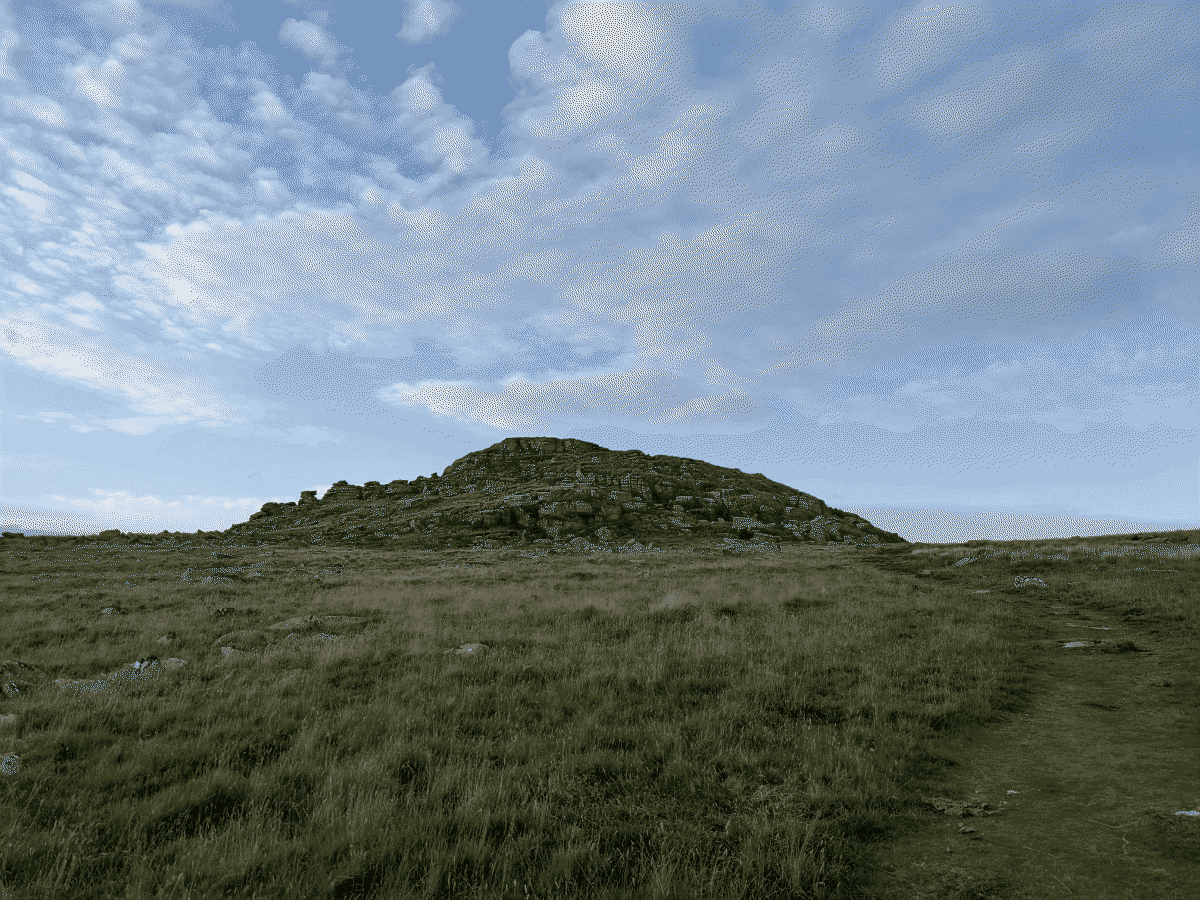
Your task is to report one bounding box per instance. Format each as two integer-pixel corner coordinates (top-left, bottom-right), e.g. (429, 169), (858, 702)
(2, 659), (51, 700)
(924, 797), (998, 818)
(444, 643), (489, 656)
(266, 614), (368, 631)
(211, 629), (272, 651)
(267, 614), (323, 632)
(49, 657), (188, 698)
(322, 481), (363, 504)
(213, 616), (368, 654)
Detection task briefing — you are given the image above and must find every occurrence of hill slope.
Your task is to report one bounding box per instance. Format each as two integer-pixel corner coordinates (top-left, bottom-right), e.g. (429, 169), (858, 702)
(228, 436), (909, 552)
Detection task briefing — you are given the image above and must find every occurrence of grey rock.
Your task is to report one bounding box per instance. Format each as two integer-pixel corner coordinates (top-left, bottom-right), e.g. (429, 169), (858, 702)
(2, 659), (51, 700)
(924, 797), (998, 818)
(266, 614), (368, 631)
(444, 643), (489, 656)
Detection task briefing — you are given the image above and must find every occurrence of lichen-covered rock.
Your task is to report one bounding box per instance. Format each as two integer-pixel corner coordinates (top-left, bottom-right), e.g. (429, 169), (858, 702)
(321, 481), (362, 503)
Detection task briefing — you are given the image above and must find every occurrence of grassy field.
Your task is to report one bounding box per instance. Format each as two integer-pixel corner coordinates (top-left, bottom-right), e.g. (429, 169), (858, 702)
(0, 533), (1196, 899)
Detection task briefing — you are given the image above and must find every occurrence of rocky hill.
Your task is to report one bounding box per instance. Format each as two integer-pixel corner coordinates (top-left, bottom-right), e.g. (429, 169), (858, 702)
(227, 437), (907, 554)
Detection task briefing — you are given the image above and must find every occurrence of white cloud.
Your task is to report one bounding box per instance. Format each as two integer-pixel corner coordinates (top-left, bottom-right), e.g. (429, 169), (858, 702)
(1, 317), (245, 430)
(72, 58), (126, 108)
(11, 170), (56, 194)
(4, 95), (69, 128)
(388, 63), (489, 178)
(4, 187), (52, 219)
(557, 1), (664, 82)
(245, 89), (297, 131)
(911, 50), (1048, 138)
(0, 28), (18, 81)
(876, 4), (992, 93)
(508, 3), (669, 140)
(379, 365), (692, 430)
(278, 18), (342, 70)
(397, 0), (462, 45)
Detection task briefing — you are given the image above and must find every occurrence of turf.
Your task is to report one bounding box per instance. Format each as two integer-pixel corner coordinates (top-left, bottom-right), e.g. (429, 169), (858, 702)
(0, 533), (1196, 899)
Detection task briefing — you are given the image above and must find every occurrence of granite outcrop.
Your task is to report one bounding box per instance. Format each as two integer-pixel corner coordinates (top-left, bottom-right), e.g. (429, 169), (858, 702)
(229, 436), (908, 551)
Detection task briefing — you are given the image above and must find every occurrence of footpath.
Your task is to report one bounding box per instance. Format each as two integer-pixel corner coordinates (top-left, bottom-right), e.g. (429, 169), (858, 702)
(858, 581), (1199, 900)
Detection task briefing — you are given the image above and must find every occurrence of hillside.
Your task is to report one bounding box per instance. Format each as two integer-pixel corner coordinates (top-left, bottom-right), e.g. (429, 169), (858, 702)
(228, 436), (908, 553)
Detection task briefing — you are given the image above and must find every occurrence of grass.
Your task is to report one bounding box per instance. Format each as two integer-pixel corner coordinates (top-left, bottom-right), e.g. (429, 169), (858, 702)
(0, 532), (1197, 898)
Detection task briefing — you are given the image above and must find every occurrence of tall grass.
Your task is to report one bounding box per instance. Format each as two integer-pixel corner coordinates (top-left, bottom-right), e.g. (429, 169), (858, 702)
(1, 536), (1196, 898)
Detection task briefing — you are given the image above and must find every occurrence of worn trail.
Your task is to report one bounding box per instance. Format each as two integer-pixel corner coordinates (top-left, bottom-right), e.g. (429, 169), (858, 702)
(860, 585), (1200, 900)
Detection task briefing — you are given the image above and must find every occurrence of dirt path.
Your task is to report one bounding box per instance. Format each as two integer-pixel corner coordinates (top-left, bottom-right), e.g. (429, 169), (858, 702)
(858, 586), (1200, 900)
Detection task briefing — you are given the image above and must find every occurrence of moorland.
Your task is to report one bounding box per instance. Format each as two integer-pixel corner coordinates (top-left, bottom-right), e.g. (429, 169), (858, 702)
(0, 527), (1197, 899)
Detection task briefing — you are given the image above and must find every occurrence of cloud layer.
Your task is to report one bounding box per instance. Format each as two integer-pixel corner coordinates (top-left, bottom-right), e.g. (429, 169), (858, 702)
(1, 0), (1196, 537)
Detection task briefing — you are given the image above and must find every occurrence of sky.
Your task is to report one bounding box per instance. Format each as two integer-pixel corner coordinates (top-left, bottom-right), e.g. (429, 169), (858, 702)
(0, 0), (1196, 542)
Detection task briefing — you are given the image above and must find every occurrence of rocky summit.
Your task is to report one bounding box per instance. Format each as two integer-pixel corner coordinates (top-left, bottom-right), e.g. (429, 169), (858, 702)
(220, 437), (907, 554)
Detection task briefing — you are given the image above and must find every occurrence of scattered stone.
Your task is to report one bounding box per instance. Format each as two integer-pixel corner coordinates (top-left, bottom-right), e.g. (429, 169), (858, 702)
(266, 614), (368, 631)
(1, 659), (51, 700)
(4, 653), (194, 707)
(1014, 577), (1048, 588)
(924, 797), (998, 817)
(957, 824), (977, 834)
(444, 643), (489, 656)
(51, 658), (188, 698)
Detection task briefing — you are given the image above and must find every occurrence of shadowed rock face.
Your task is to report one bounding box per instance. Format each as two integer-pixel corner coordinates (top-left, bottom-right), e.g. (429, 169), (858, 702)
(229, 436), (908, 551)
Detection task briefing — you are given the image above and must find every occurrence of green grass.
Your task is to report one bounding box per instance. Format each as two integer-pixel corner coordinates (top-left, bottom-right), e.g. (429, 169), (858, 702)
(0, 533), (1196, 898)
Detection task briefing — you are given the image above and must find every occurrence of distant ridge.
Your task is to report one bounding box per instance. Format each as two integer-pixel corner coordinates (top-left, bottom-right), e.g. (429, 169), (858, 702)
(218, 436), (908, 553)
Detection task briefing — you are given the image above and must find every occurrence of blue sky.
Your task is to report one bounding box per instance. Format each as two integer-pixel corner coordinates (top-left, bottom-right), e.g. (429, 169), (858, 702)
(0, 0), (1196, 542)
